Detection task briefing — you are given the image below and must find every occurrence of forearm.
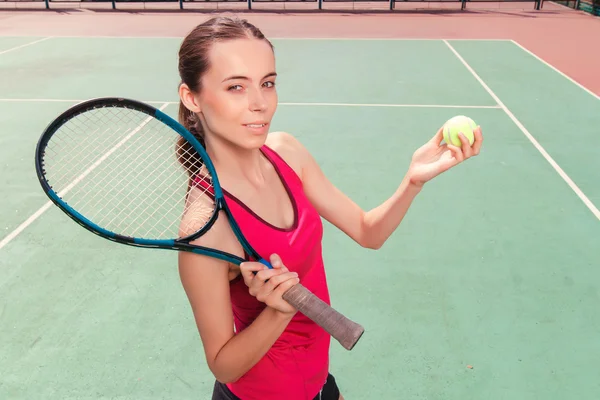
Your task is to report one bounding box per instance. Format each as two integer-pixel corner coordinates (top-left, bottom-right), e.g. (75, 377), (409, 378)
(211, 307), (294, 383)
(361, 175), (422, 249)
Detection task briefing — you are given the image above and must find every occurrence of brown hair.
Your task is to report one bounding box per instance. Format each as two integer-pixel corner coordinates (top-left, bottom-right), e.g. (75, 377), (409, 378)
(176, 16), (274, 177)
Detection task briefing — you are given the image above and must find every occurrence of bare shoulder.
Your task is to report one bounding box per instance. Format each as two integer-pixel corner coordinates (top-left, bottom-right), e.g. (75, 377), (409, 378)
(179, 187), (245, 282)
(265, 131), (311, 180)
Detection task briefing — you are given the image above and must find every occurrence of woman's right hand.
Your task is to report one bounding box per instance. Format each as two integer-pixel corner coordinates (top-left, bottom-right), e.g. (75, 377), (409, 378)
(240, 253), (300, 315)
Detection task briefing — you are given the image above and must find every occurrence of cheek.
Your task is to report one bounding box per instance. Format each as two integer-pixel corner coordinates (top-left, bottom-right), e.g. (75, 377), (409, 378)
(202, 93), (246, 129)
(268, 90), (278, 112)
(262, 90), (278, 119)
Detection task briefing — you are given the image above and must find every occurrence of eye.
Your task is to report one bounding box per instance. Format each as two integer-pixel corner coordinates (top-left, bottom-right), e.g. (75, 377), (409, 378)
(263, 81), (276, 88)
(228, 84), (243, 91)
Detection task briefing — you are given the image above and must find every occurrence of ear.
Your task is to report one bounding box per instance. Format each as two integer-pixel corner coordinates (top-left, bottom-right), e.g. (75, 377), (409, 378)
(179, 83), (202, 113)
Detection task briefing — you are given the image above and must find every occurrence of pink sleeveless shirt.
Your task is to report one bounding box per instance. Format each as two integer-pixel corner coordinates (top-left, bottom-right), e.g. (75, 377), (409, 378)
(214, 145), (331, 399)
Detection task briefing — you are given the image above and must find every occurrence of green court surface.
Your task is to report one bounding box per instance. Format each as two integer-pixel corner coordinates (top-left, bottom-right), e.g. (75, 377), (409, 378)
(1, 37), (599, 399)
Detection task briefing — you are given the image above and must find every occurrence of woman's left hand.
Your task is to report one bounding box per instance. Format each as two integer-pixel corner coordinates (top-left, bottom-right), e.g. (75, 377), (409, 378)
(407, 125), (483, 187)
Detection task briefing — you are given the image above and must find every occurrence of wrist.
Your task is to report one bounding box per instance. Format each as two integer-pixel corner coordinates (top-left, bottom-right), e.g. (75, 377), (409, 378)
(404, 172), (425, 192)
(266, 305), (296, 321)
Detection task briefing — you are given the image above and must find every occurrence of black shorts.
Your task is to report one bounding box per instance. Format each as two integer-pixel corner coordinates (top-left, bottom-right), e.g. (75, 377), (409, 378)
(211, 373), (340, 400)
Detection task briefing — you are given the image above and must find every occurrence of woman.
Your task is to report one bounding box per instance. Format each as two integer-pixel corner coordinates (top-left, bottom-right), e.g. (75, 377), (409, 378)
(176, 16), (482, 400)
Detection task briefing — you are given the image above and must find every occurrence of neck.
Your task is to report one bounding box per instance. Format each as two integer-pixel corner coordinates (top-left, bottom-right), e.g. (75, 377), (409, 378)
(205, 137), (266, 187)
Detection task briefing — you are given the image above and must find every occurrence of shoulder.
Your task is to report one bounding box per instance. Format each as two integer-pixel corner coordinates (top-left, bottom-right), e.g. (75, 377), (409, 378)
(178, 187), (244, 280)
(264, 131), (311, 181)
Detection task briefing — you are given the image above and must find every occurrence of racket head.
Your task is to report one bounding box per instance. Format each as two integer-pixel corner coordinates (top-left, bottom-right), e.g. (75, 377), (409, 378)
(34, 97), (233, 250)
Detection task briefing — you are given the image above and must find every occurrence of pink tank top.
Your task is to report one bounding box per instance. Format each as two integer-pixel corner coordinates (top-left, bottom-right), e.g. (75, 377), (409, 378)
(213, 145), (331, 399)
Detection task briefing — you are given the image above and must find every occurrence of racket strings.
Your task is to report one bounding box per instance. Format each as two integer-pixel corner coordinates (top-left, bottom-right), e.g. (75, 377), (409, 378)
(42, 105), (218, 240)
(119, 153), (197, 237)
(47, 108), (142, 176)
(76, 125), (184, 226)
(45, 125), (107, 175)
(48, 110), (162, 220)
(173, 145), (216, 236)
(43, 108), (153, 195)
(46, 125), (126, 186)
(104, 129), (213, 238)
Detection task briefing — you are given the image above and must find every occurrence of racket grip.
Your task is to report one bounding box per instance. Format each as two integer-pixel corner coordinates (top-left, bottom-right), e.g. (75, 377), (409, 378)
(282, 284), (364, 350)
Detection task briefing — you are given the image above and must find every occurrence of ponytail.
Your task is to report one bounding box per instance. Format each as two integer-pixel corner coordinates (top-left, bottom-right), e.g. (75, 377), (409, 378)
(177, 100), (205, 179)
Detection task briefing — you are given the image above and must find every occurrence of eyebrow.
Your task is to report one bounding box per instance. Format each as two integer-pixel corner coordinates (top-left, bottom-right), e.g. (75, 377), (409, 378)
(222, 72), (277, 82)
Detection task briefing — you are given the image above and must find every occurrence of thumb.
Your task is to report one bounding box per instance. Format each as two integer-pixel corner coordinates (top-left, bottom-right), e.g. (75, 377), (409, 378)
(430, 126), (445, 145)
(241, 261), (269, 277)
(269, 253), (284, 270)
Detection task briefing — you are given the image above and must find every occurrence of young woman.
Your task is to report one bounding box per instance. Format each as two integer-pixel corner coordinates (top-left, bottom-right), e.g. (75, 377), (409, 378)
(176, 16), (482, 400)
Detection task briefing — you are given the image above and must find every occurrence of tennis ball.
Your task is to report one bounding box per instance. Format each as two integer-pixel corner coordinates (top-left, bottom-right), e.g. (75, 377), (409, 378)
(442, 115), (477, 147)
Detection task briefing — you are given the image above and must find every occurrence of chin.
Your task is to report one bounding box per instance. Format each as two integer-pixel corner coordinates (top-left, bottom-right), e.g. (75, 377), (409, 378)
(244, 133), (269, 150)
(239, 123), (271, 148)
(213, 123), (271, 151)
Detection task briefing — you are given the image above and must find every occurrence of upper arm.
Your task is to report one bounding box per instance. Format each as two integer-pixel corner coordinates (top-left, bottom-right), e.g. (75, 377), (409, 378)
(179, 249), (235, 370)
(178, 200), (245, 372)
(266, 132), (367, 246)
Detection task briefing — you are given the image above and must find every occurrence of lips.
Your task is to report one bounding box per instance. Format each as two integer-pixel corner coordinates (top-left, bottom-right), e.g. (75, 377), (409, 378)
(244, 122), (268, 128)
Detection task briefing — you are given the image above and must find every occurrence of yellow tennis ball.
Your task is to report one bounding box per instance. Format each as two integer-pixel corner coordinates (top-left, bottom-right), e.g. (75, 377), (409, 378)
(443, 115), (477, 147)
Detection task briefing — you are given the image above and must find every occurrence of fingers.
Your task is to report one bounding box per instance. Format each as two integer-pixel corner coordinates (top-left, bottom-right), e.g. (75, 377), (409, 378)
(240, 261), (268, 281)
(446, 143), (464, 164)
(272, 274), (301, 298)
(472, 126), (483, 155)
(241, 254), (299, 301)
(269, 253), (284, 269)
(255, 271), (299, 303)
(240, 253), (284, 281)
(239, 255), (300, 314)
(452, 126), (483, 162)
(430, 126), (445, 145)
(457, 132), (473, 158)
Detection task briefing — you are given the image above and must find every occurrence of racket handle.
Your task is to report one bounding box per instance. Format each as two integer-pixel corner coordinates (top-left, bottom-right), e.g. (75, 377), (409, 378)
(282, 284), (364, 350)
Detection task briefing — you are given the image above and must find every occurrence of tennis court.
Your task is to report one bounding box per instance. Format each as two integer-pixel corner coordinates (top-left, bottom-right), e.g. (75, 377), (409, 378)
(1, 7), (599, 400)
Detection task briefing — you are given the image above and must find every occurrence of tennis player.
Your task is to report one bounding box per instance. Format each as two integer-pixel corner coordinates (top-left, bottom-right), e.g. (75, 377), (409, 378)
(176, 16), (483, 400)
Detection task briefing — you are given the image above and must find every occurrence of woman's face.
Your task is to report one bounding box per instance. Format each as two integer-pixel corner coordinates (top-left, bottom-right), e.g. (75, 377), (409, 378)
(185, 37), (278, 151)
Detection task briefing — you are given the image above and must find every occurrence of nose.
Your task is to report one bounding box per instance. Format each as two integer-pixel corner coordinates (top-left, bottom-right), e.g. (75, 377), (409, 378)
(248, 87), (268, 112)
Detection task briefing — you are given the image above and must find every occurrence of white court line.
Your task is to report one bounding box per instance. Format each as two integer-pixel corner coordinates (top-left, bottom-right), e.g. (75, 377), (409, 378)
(278, 102), (500, 109)
(0, 37), (52, 56)
(443, 39), (600, 221)
(0, 35), (513, 41)
(273, 38), (513, 41)
(0, 98), (171, 105)
(510, 40), (600, 101)
(0, 98), (500, 109)
(0, 103), (170, 251)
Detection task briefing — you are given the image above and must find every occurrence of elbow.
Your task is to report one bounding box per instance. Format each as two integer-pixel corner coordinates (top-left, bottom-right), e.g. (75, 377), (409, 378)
(215, 375), (240, 385)
(358, 235), (384, 250)
(358, 216), (384, 250)
(210, 367), (242, 385)
(208, 359), (244, 384)
(362, 241), (383, 250)
(368, 242), (383, 250)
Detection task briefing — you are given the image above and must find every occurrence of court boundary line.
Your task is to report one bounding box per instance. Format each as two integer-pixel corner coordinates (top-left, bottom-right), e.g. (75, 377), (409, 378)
(443, 39), (600, 221)
(0, 35), (513, 41)
(510, 39), (599, 101)
(0, 36), (52, 56)
(0, 103), (170, 251)
(0, 98), (501, 109)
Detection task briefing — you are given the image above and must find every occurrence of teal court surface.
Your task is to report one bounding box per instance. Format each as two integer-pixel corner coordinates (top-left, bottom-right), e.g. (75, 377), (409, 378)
(1, 36), (599, 399)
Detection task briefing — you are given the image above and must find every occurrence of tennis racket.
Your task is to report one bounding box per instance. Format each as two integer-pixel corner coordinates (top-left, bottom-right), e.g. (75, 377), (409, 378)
(34, 97), (364, 351)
